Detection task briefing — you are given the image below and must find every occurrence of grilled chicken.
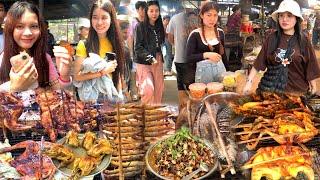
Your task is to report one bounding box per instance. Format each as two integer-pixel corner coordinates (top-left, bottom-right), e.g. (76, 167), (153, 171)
(87, 139), (113, 158)
(0, 93), (32, 131)
(82, 131), (96, 151)
(245, 145), (314, 180)
(44, 143), (75, 167)
(0, 140), (55, 179)
(71, 156), (99, 178)
(65, 130), (80, 147)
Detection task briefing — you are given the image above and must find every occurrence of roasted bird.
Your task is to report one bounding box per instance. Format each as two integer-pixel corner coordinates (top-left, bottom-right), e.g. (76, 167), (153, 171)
(0, 92), (32, 131)
(87, 139), (113, 158)
(65, 130), (80, 147)
(82, 131), (97, 151)
(232, 93), (312, 118)
(71, 156), (99, 178)
(244, 145), (314, 180)
(36, 89), (84, 142)
(44, 143), (75, 167)
(0, 140), (56, 179)
(239, 111), (318, 150)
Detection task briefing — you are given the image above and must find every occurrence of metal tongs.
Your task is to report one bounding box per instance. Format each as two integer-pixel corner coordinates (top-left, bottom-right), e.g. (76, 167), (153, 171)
(39, 136), (44, 180)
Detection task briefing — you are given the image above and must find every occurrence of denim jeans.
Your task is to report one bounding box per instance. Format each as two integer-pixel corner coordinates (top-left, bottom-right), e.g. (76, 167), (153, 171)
(163, 39), (173, 72)
(195, 60), (226, 84)
(312, 29), (320, 46)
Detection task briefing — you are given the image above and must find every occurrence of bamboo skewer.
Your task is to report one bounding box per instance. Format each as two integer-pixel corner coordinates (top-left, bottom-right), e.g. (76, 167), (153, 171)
(204, 100), (236, 175)
(233, 123), (320, 129)
(242, 152), (313, 170)
(116, 103), (124, 180)
(237, 132), (311, 144)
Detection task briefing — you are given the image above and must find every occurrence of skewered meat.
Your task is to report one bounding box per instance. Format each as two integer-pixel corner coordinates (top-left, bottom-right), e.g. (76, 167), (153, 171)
(65, 130), (80, 147)
(244, 145), (314, 180)
(0, 140), (55, 179)
(71, 156), (99, 178)
(0, 92), (32, 131)
(232, 93), (311, 118)
(238, 111), (318, 150)
(36, 90), (84, 141)
(44, 144), (75, 167)
(87, 139), (113, 158)
(82, 131), (97, 150)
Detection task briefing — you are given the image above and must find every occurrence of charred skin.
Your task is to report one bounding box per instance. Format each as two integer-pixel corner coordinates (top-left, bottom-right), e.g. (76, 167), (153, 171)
(246, 145), (314, 180)
(1, 93), (33, 131)
(0, 140), (55, 179)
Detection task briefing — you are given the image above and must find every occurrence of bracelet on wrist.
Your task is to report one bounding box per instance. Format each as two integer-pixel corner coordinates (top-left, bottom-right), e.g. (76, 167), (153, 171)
(99, 71), (104, 77)
(59, 76), (71, 83)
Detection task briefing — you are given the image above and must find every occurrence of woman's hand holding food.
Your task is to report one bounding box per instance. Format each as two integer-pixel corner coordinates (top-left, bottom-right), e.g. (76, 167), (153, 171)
(53, 46), (72, 80)
(100, 60), (117, 76)
(204, 52), (222, 62)
(10, 56), (38, 92)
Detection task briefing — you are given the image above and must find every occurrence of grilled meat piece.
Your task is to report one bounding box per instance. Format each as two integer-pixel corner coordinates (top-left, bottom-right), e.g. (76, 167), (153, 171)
(87, 139), (113, 158)
(44, 144), (75, 167)
(0, 140), (55, 179)
(65, 130), (80, 147)
(71, 156), (99, 178)
(245, 145), (314, 180)
(82, 131), (97, 151)
(0, 93), (32, 131)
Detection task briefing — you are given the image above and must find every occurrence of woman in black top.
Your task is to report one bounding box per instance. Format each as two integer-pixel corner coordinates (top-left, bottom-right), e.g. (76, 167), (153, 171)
(186, 2), (227, 84)
(134, 0), (165, 104)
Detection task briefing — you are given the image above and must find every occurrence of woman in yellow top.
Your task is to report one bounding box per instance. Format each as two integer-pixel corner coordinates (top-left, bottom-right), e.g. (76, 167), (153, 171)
(74, 0), (125, 94)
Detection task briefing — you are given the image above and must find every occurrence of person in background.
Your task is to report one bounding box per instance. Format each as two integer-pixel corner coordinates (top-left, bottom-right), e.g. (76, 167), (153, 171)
(243, 0), (320, 95)
(186, 2), (227, 84)
(162, 15), (173, 76)
(167, 1), (198, 110)
(127, 0), (146, 101)
(0, 2), (7, 54)
(134, 0), (165, 104)
(0, 1), (72, 92)
(312, 12), (320, 47)
(226, 5), (241, 32)
(78, 18), (90, 41)
(74, 0), (126, 101)
(44, 20), (55, 58)
(301, 14), (310, 40)
(118, 15), (132, 101)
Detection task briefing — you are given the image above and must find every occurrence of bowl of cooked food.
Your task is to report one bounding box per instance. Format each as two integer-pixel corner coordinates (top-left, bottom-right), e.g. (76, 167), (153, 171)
(44, 130), (112, 179)
(146, 127), (218, 179)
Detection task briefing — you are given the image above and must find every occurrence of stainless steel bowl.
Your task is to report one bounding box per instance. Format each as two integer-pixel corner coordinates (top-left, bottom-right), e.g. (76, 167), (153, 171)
(145, 137), (219, 180)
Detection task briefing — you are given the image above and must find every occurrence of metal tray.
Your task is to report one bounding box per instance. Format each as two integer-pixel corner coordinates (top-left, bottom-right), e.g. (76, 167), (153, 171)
(53, 133), (111, 179)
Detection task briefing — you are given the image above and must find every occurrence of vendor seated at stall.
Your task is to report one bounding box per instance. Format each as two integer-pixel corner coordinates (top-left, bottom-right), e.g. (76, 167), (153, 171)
(243, 0), (320, 95)
(0, 1), (72, 92)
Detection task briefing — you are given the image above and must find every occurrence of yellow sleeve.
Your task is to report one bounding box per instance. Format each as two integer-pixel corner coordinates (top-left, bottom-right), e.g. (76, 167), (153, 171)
(76, 40), (87, 58)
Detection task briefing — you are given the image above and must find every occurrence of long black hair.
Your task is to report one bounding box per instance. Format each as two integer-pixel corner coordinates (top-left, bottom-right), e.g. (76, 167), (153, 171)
(269, 15), (306, 54)
(86, 0), (125, 88)
(141, 0), (165, 44)
(0, 1), (49, 87)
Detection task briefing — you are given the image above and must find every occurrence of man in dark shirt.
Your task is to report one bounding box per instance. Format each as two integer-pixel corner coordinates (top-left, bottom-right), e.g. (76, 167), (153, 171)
(226, 5), (241, 32)
(44, 20), (55, 58)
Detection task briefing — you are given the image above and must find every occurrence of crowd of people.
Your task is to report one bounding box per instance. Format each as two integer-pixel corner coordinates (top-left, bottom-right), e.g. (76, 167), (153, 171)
(0, 0), (318, 111)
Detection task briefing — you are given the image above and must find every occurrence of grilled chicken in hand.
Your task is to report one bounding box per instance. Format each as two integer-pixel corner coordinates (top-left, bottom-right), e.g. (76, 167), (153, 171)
(82, 131), (96, 151)
(0, 140), (55, 179)
(65, 130), (80, 147)
(87, 139), (113, 158)
(245, 145), (314, 180)
(71, 156), (99, 179)
(44, 144), (75, 167)
(0, 92), (32, 131)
